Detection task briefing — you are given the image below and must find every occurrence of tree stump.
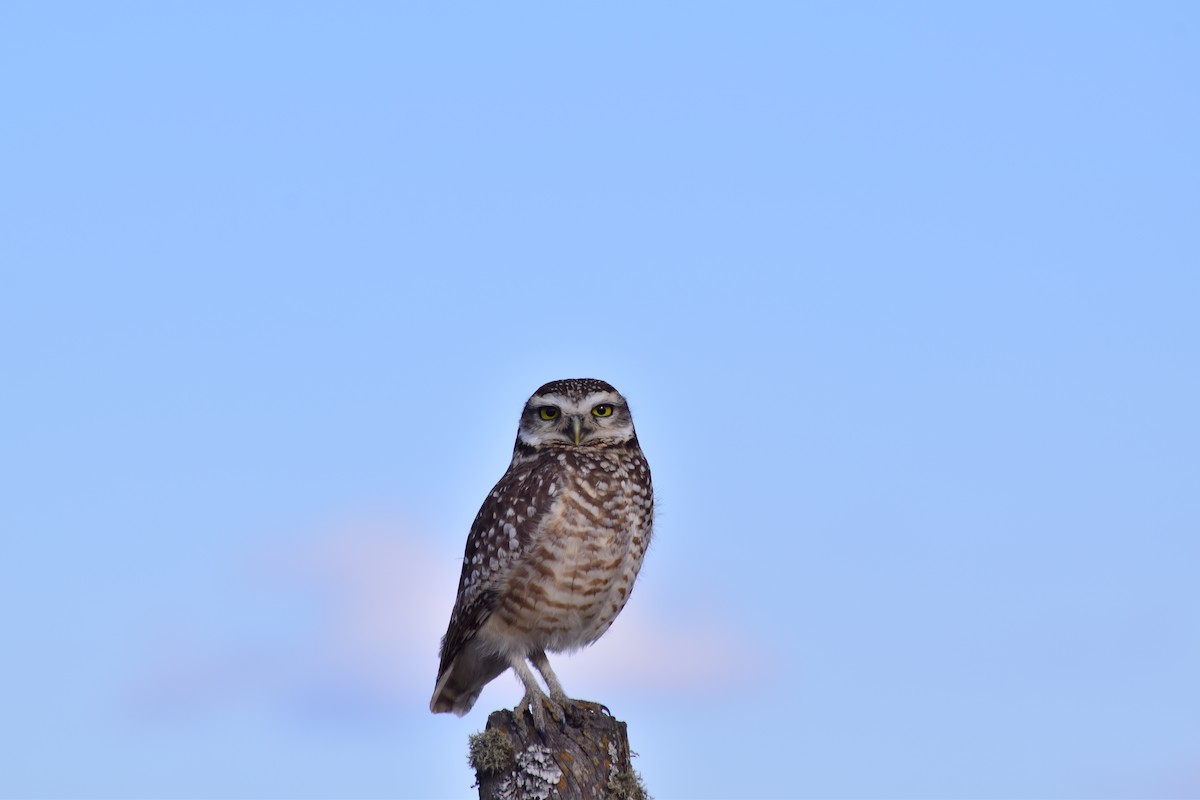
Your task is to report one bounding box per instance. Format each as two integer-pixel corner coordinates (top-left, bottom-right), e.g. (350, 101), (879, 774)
(468, 702), (648, 800)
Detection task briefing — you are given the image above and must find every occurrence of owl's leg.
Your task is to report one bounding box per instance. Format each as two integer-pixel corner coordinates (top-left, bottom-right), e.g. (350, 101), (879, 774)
(531, 648), (591, 727)
(529, 649), (569, 705)
(531, 649), (611, 723)
(508, 655), (562, 734)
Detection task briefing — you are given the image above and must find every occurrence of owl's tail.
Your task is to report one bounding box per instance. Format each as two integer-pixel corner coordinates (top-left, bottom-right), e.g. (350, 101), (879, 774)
(429, 648), (508, 716)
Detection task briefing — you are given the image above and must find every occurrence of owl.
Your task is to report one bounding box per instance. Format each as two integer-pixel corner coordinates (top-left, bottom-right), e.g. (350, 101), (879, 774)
(430, 378), (654, 732)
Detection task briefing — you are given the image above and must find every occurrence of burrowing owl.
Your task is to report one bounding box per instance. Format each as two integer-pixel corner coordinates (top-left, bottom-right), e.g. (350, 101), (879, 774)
(430, 378), (654, 732)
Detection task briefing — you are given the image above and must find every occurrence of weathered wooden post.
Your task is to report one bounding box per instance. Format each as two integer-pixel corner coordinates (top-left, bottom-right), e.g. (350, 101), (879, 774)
(468, 702), (648, 800)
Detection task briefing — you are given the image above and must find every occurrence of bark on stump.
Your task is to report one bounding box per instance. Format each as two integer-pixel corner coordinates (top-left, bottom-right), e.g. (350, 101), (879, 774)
(468, 702), (647, 800)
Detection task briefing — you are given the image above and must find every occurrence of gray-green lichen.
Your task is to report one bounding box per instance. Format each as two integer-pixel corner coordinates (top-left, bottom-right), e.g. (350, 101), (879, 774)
(493, 743), (563, 800)
(606, 741), (650, 800)
(468, 727), (515, 776)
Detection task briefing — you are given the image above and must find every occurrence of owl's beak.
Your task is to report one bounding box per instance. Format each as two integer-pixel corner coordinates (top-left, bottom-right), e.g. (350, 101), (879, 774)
(570, 416), (583, 445)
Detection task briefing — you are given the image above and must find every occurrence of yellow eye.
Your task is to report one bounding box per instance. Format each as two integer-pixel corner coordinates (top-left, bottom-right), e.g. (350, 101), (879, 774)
(538, 406), (560, 421)
(591, 404), (614, 418)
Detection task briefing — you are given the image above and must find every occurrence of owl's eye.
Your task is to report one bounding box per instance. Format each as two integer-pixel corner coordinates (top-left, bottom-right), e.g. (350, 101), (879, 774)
(538, 406), (560, 421)
(591, 404), (614, 418)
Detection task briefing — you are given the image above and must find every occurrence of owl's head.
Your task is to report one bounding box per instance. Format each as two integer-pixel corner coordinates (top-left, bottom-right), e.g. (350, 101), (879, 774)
(516, 378), (637, 449)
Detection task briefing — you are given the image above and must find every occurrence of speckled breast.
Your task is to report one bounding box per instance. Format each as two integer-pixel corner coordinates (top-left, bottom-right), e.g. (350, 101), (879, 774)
(496, 447), (653, 653)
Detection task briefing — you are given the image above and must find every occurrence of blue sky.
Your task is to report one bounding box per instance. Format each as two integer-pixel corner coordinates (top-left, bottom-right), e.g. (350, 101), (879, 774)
(2, 2), (1198, 797)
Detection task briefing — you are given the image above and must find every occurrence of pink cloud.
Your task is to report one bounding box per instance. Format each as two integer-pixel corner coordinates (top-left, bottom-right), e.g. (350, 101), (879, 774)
(304, 517), (764, 700)
(135, 513), (762, 715)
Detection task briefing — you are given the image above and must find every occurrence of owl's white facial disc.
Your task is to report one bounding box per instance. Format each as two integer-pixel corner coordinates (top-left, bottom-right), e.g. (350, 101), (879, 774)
(515, 382), (636, 448)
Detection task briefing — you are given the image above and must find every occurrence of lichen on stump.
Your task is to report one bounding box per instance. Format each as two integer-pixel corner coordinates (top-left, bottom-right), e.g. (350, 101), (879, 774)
(468, 702), (649, 800)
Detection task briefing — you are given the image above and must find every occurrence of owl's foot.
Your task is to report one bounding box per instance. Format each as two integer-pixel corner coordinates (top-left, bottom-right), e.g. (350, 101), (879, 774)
(516, 688), (566, 735)
(569, 698), (611, 716)
(559, 697), (611, 727)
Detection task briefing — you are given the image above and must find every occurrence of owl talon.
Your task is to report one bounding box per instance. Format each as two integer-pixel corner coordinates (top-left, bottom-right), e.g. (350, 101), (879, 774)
(531, 704), (548, 735)
(562, 699), (582, 728)
(573, 698), (609, 715)
(516, 690), (561, 736)
(547, 698), (567, 732)
(562, 698), (609, 727)
(515, 699), (544, 736)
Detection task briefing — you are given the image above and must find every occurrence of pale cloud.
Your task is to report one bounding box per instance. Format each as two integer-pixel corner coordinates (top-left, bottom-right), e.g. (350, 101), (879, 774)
(136, 513), (762, 716)
(282, 516), (764, 703)
(258, 516), (459, 692)
(547, 596), (762, 698)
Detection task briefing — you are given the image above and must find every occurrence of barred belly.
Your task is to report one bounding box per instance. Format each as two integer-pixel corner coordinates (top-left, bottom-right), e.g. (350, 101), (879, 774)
(487, 483), (644, 655)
